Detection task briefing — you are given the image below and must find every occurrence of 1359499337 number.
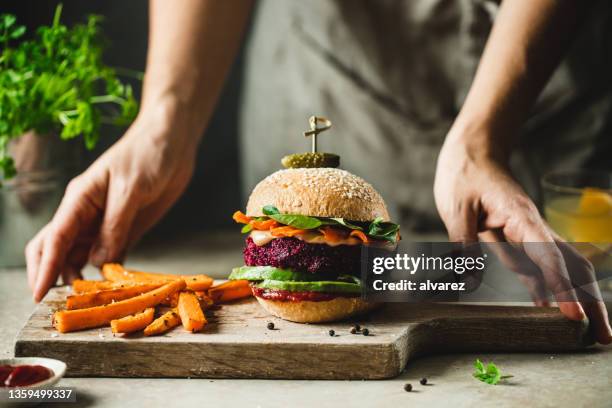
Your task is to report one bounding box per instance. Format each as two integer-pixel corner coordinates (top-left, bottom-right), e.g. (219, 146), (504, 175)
(4, 388), (74, 402)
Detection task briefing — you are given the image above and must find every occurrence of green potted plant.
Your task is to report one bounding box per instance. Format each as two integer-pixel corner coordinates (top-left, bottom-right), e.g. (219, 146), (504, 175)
(0, 4), (138, 267)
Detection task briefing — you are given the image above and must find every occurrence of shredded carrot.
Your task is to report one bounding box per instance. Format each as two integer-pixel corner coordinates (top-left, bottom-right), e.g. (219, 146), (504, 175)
(250, 219), (279, 230)
(349, 230), (370, 243)
(270, 226), (307, 237)
(319, 226), (348, 243)
(232, 210), (252, 224)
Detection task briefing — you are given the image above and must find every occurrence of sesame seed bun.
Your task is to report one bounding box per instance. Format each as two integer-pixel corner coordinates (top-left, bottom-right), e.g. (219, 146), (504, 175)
(255, 295), (380, 323)
(246, 168), (390, 222)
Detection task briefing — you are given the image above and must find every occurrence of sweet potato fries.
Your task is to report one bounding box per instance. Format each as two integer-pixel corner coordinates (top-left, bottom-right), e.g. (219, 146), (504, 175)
(51, 264), (253, 335)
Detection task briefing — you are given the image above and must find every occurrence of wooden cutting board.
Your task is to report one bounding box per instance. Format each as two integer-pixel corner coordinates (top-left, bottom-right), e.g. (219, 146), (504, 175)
(14, 286), (593, 380)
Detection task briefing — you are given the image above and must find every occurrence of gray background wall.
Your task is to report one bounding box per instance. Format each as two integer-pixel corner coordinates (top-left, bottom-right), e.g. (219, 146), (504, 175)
(3, 0), (245, 235)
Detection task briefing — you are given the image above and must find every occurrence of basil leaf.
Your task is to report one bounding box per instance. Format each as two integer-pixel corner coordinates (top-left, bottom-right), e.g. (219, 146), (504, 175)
(368, 221), (400, 243)
(268, 213), (322, 229)
(329, 218), (364, 231)
(473, 359), (510, 385)
(262, 205), (280, 216)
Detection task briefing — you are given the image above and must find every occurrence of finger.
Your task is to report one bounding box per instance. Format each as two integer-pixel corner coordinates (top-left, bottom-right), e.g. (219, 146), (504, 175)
(61, 266), (83, 286)
(25, 225), (48, 291)
(90, 184), (139, 266)
(479, 229), (549, 306)
(515, 274), (550, 307)
(521, 224), (585, 321)
(555, 239), (612, 344)
(445, 199), (480, 243)
(582, 301), (612, 344)
(33, 178), (100, 302)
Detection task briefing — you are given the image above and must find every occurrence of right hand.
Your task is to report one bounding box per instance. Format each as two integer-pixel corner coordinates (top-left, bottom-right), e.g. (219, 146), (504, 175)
(434, 126), (612, 344)
(26, 111), (198, 301)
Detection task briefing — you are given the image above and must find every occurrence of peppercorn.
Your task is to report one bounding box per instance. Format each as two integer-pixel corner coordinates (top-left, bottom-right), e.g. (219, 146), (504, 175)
(362, 328), (370, 336)
(420, 377), (428, 385)
(350, 327), (357, 334)
(354, 324), (361, 331)
(329, 329), (335, 337)
(404, 383), (412, 392)
(267, 322), (275, 330)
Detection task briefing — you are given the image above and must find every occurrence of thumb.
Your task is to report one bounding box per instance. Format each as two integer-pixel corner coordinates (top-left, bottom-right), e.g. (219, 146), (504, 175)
(91, 187), (139, 266)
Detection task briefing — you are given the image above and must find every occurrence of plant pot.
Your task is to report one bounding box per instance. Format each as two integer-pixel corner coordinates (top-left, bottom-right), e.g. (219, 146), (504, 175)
(0, 132), (80, 268)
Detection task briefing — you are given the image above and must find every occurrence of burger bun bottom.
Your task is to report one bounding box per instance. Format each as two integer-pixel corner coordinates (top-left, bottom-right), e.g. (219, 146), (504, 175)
(255, 295), (380, 323)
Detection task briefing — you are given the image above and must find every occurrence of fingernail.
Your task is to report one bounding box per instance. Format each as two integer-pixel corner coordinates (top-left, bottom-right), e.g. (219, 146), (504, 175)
(32, 286), (42, 303)
(91, 247), (108, 266)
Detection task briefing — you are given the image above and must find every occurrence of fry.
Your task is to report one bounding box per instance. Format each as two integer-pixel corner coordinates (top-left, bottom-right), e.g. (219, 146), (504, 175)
(102, 264), (213, 291)
(144, 309), (181, 336)
(194, 291), (214, 309)
(53, 280), (186, 333)
(111, 308), (155, 334)
(161, 291), (179, 307)
(72, 279), (145, 294)
(178, 291), (206, 332)
(66, 284), (163, 310)
(208, 280), (252, 303)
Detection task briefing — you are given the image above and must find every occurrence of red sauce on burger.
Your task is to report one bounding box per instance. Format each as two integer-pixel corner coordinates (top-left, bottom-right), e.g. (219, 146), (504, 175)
(252, 287), (358, 302)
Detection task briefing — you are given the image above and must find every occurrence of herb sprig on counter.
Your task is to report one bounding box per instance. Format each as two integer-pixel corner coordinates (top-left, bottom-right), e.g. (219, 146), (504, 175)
(257, 205), (400, 243)
(0, 4), (139, 180)
(473, 359), (513, 385)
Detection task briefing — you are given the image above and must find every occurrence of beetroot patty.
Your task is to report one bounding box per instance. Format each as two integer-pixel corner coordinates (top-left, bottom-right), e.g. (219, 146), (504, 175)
(243, 236), (361, 275)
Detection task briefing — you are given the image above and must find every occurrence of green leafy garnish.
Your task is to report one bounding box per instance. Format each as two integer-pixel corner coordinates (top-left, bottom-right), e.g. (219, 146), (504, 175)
(367, 217), (401, 243)
(473, 359), (513, 385)
(244, 206), (400, 243)
(262, 205), (280, 216)
(330, 218), (364, 231)
(262, 205), (326, 229)
(268, 213), (324, 230)
(0, 4), (139, 181)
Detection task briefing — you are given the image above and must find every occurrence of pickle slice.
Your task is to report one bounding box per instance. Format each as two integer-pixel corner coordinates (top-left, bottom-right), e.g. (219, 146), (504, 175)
(281, 152), (340, 169)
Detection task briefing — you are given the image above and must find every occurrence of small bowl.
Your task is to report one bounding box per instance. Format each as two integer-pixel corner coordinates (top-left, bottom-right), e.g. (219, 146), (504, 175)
(0, 357), (66, 388)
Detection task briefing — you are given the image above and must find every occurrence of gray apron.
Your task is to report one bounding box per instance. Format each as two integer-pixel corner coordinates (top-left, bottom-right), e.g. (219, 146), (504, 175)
(239, 0), (612, 231)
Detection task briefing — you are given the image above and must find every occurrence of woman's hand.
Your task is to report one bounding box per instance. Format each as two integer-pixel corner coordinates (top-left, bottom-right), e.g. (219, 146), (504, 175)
(26, 109), (197, 302)
(434, 126), (612, 344)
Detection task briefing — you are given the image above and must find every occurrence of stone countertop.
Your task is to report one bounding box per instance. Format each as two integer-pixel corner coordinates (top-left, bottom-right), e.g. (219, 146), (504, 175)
(1, 231), (611, 408)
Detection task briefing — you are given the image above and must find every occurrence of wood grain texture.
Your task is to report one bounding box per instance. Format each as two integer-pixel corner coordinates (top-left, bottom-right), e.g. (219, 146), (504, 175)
(14, 287), (594, 380)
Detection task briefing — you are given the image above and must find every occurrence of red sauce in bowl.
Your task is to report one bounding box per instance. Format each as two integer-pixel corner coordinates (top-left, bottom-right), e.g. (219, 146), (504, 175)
(0, 365), (54, 387)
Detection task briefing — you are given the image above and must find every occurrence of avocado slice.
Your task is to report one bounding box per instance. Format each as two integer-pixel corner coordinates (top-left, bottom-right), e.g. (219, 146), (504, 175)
(254, 279), (361, 294)
(229, 266), (329, 282)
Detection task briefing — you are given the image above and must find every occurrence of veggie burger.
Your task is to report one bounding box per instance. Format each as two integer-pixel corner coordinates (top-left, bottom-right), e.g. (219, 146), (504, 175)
(230, 167), (400, 323)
